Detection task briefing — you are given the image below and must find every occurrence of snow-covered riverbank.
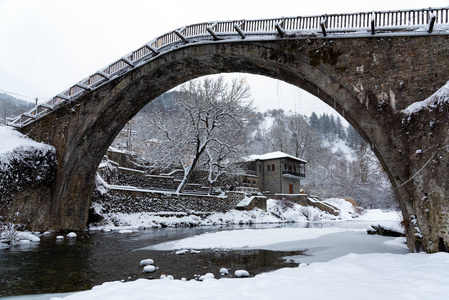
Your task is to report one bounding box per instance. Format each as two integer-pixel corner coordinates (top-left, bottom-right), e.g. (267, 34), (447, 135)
(47, 214), (449, 300)
(4, 205), (446, 300)
(89, 197), (398, 231)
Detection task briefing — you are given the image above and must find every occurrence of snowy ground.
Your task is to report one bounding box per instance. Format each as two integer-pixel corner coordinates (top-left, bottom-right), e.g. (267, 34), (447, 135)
(45, 252), (449, 300)
(0, 126), (52, 155)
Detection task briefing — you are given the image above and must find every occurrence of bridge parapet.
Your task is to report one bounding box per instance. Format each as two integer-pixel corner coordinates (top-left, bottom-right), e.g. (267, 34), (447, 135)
(6, 7), (449, 128)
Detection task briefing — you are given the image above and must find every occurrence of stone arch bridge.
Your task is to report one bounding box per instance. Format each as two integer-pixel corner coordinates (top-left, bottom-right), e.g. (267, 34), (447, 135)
(5, 7), (449, 253)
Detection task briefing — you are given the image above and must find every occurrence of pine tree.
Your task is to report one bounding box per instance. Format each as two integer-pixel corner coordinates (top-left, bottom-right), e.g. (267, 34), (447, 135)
(309, 112), (319, 129)
(336, 117), (346, 140)
(346, 125), (364, 148)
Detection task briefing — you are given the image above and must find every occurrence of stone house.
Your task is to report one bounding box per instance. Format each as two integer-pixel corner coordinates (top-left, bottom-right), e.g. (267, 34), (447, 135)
(242, 151), (306, 195)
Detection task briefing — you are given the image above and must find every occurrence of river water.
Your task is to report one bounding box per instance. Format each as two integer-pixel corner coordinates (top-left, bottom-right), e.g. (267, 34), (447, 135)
(0, 224), (302, 297)
(0, 221), (408, 298)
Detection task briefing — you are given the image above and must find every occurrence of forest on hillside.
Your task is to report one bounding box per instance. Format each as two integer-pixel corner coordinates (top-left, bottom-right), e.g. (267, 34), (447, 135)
(0, 93), (34, 124)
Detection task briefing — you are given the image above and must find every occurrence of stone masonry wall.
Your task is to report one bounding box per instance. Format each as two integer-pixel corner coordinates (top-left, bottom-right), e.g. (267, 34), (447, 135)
(92, 190), (246, 214)
(115, 168), (204, 192)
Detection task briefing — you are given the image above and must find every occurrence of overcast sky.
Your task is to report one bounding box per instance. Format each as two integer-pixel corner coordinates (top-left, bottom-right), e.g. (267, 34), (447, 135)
(1, 0), (448, 116)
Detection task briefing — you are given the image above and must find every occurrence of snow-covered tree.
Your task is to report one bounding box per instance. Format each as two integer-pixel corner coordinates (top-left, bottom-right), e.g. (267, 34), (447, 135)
(268, 118), (289, 152)
(287, 114), (311, 158)
(144, 76), (254, 194)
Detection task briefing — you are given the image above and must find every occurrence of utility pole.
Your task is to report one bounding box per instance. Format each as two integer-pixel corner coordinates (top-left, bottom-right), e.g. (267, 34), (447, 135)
(126, 120), (134, 151)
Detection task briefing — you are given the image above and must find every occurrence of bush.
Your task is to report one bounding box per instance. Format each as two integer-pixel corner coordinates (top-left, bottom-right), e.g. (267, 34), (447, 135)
(0, 222), (18, 244)
(278, 199), (295, 210)
(0, 146), (56, 208)
(300, 206), (323, 221)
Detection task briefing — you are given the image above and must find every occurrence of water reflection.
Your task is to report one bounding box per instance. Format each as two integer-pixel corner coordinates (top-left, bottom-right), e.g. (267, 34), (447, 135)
(0, 226), (303, 297)
(0, 232), (91, 296)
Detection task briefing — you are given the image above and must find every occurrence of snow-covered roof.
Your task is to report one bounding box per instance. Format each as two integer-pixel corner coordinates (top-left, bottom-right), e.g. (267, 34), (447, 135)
(244, 151), (307, 163)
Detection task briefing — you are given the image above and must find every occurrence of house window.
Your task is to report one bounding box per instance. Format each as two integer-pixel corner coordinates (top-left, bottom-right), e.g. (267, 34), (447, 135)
(267, 164), (275, 172)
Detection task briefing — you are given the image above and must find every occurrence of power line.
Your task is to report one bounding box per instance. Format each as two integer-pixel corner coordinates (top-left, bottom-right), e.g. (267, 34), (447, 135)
(0, 67), (41, 96)
(0, 89), (36, 100)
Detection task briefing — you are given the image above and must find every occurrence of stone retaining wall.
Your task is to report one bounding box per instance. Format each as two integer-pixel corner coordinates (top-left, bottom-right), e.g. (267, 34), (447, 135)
(92, 189), (246, 214)
(115, 168), (205, 192)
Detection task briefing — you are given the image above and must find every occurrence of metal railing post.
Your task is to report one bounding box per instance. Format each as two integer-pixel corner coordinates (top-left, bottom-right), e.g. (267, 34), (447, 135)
(428, 11), (436, 33)
(320, 15), (328, 37)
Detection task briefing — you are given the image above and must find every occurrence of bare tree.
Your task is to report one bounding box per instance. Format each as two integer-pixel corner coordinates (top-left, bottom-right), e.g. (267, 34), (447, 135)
(288, 114), (311, 158)
(144, 76), (253, 193)
(268, 118), (289, 152)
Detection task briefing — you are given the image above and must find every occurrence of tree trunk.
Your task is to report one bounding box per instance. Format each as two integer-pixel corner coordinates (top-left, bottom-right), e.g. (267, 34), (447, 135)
(175, 145), (206, 193)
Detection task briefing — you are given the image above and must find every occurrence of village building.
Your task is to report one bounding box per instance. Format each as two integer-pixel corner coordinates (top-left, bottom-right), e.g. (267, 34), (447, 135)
(242, 151), (306, 195)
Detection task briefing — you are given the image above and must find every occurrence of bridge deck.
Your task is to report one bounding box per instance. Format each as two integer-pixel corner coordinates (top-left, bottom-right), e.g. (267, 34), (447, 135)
(7, 7), (449, 128)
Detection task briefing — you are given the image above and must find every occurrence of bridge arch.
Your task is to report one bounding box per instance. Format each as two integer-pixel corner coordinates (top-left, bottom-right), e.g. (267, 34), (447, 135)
(15, 33), (449, 252)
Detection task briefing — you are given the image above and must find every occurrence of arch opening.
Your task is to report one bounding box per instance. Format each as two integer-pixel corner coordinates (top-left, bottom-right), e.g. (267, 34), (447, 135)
(107, 72), (398, 211)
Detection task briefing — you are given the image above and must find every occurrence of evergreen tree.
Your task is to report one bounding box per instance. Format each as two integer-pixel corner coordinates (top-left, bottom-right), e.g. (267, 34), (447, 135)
(328, 115), (337, 141)
(346, 125), (364, 148)
(336, 117), (346, 140)
(319, 113), (331, 138)
(309, 112), (319, 129)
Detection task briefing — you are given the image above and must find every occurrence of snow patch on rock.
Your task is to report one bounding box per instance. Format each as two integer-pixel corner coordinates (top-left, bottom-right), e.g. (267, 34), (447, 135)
(402, 81), (449, 115)
(234, 270), (249, 277)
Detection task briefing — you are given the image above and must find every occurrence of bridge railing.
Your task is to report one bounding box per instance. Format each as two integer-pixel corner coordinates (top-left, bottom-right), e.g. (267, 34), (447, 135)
(7, 7), (449, 128)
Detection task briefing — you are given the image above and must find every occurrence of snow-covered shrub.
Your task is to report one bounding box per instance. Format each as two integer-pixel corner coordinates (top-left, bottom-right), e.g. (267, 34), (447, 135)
(0, 146), (56, 207)
(96, 155), (118, 185)
(0, 222), (18, 244)
(299, 206), (321, 221)
(278, 199), (295, 210)
(300, 206), (312, 220)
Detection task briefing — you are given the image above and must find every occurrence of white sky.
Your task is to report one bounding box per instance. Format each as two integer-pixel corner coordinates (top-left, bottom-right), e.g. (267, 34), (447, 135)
(0, 0), (448, 116)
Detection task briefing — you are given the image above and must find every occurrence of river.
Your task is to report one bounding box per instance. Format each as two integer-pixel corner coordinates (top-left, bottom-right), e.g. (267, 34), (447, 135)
(0, 221), (408, 298)
(0, 224), (302, 297)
